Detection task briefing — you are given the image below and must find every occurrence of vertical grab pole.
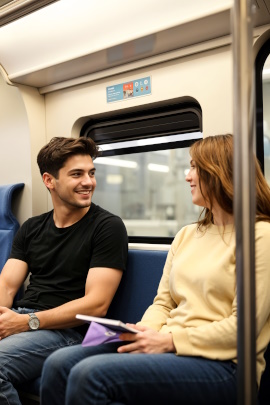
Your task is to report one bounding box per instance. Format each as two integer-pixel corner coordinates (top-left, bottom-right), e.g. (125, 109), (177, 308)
(232, 0), (257, 404)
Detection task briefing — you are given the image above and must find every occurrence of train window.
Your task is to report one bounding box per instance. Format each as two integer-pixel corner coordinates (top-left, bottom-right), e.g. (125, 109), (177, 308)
(256, 38), (270, 184)
(81, 103), (202, 243)
(263, 54), (270, 184)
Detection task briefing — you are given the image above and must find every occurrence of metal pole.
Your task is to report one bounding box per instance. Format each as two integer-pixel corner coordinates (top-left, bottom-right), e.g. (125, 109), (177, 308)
(232, 1), (257, 404)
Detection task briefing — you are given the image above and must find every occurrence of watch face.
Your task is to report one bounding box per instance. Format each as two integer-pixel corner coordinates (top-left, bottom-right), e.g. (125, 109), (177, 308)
(29, 315), (40, 330)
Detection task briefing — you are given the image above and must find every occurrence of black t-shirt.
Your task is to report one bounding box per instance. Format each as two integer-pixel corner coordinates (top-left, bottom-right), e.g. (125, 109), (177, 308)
(10, 203), (128, 312)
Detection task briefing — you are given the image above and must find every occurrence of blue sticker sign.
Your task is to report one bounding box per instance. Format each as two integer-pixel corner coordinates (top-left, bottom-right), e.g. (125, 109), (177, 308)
(107, 76), (151, 103)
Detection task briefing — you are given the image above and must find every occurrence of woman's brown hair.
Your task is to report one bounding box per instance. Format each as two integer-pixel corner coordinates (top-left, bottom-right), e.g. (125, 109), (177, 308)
(190, 134), (270, 228)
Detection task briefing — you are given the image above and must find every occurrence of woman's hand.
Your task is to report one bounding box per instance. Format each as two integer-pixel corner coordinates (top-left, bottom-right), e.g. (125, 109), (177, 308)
(117, 323), (176, 354)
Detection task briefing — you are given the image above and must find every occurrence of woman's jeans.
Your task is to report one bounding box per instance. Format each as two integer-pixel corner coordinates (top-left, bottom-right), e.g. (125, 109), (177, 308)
(40, 343), (238, 405)
(0, 307), (83, 405)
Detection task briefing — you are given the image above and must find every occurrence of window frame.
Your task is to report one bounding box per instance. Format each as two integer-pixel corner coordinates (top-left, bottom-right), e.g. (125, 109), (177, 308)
(81, 100), (202, 145)
(255, 37), (270, 172)
(81, 100), (202, 244)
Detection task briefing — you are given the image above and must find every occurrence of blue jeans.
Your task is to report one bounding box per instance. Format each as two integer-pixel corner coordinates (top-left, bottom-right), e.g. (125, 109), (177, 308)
(40, 343), (237, 405)
(0, 307), (83, 405)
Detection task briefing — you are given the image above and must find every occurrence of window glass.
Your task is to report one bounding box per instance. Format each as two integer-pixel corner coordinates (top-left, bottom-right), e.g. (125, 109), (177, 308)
(92, 132), (202, 238)
(263, 54), (270, 184)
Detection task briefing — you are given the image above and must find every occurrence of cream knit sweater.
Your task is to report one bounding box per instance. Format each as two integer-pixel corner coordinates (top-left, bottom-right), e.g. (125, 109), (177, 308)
(139, 222), (270, 386)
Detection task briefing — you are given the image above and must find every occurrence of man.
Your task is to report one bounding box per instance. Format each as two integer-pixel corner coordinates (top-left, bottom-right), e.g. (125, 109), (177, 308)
(0, 137), (128, 405)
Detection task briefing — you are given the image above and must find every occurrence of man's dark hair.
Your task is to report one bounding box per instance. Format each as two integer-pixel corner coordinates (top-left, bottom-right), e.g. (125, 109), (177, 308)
(37, 137), (100, 178)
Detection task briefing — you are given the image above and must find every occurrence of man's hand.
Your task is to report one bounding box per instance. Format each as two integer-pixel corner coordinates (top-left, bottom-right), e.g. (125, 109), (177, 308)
(117, 324), (176, 354)
(0, 307), (29, 340)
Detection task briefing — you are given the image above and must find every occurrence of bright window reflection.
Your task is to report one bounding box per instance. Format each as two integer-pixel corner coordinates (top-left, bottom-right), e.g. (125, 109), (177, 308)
(93, 133), (202, 238)
(263, 54), (270, 185)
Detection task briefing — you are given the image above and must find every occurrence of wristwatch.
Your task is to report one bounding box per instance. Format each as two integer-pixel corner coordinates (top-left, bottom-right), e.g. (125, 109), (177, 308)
(28, 313), (40, 331)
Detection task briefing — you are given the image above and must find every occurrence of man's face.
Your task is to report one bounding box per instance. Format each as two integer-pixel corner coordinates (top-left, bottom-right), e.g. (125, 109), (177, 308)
(51, 154), (96, 209)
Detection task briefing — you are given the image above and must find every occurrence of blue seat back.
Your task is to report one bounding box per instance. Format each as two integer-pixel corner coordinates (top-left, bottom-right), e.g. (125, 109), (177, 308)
(107, 249), (168, 323)
(0, 183), (24, 272)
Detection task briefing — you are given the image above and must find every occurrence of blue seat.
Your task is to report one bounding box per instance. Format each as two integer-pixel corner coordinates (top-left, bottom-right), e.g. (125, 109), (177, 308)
(0, 183), (24, 273)
(107, 249), (167, 323)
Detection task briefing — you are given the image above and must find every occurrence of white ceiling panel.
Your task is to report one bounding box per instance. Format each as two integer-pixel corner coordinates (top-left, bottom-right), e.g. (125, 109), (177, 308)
(0, 0), (268, 90)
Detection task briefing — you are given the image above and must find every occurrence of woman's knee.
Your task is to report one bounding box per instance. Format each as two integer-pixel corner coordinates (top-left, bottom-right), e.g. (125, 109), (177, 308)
(66, 355), (118, 404)
(42, 346), (75, 384)
(66, 360), (97, 404)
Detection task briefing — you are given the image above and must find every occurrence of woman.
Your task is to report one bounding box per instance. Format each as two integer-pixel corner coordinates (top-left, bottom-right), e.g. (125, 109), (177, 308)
(40, 134), (270, 405)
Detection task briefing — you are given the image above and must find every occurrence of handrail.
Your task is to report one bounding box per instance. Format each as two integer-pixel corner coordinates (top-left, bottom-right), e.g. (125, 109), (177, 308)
(232, 0), (257, 404)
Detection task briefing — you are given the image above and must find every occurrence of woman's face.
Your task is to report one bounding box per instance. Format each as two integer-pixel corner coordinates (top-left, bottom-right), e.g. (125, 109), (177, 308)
(185, 159), (207, 207)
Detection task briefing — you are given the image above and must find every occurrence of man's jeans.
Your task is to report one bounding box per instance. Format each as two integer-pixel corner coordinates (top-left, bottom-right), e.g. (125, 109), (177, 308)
(41, 342), (238, 405)
(0, 307), (83, 405)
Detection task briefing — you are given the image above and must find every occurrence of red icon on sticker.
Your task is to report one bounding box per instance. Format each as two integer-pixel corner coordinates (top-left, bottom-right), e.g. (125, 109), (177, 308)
(123, 82), (133, 91)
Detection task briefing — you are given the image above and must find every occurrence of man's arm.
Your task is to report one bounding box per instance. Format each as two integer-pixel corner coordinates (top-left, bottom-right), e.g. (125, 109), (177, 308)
(0, 259), (28, 308)
(37, 266), (123, 329)
(0, 266), (123, 338)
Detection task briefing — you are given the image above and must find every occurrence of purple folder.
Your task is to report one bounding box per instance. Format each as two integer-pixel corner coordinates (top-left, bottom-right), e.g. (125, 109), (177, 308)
(82, 321), (122, 346)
